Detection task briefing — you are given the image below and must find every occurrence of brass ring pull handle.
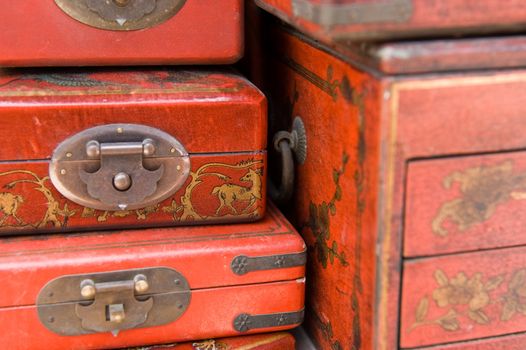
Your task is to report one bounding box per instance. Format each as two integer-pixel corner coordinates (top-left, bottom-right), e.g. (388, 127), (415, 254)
(268, 117), (307, 204)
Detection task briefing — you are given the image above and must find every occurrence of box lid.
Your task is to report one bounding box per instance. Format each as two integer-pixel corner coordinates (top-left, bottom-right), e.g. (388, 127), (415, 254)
(0, 68), (267, 161)
(0, 202), (305, 309)
(256, 0), (526, 42)
(340, 35), (526, 74)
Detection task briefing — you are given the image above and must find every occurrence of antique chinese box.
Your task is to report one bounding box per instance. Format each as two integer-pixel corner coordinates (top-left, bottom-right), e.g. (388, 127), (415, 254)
(246, 9), (526, 350)
(254, 0), (526, 43)
(0, 68), (266, 235)
(0, 0), (243, 66)
(0, 203), (305, 350)
(124, 332), (296, 349)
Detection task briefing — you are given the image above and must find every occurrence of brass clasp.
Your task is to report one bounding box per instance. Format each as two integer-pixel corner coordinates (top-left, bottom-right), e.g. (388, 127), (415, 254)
(76, 274), (153, 336)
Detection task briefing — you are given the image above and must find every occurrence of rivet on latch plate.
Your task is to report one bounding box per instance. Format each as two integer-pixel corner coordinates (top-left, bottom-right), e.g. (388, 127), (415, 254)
(37, 267), (191, 336)
(49, 124), (191, 211)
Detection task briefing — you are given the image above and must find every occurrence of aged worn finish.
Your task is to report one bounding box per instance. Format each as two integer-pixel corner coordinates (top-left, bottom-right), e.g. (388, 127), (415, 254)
(255, 0), (526, 43)
(55, 0), (187, 31)
(37, 267), (190, 336)
(0, 68), (267, 234)
(246, 10), (526, 350)
(0, 0), (242, 66)
(0, 203), (306, 349)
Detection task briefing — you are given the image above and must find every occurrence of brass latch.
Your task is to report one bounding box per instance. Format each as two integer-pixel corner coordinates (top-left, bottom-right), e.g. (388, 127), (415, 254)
(50, 124), (191, 211)
(37, 267), (191, 336)
(75, 274), (153, 336)
(54, 0), (187, 31)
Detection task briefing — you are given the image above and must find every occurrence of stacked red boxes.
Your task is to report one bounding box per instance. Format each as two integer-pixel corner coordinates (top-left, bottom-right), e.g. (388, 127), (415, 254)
(0, 1), (305, 349)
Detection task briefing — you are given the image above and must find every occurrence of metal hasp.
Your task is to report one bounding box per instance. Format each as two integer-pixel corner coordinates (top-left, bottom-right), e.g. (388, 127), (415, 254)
(234, 309), (305, 332)
(231, 251), (307, 275)
(49, 124), (190, 211)
(54, 0), (187, 31)
(37, 267), (191, 336)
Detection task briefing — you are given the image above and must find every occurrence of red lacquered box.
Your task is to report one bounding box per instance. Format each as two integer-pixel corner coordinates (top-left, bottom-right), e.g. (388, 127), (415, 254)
(0, 203), (305, 350)
(0, 68), (267, 235)
(0, 0), (243, 66)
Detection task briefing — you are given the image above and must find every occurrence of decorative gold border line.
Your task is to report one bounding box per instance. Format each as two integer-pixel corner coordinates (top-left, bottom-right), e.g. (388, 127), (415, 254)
(0, 86), (240, 98)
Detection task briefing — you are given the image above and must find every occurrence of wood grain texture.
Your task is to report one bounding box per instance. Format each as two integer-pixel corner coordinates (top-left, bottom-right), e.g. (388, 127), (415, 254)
(400, 245), (526, 348)
(255, 0), (526, 42)
(0, 0), (242, 66)
(405, 151), (526, 257)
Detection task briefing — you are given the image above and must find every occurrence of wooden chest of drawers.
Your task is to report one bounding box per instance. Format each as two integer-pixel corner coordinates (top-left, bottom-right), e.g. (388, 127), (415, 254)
(246, 8), (526, 349)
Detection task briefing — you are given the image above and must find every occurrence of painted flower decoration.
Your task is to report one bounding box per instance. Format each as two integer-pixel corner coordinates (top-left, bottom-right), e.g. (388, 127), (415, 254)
(502, 269), (526, 321)
(431, 270), (503, 326)
(432, 271), (489, 310)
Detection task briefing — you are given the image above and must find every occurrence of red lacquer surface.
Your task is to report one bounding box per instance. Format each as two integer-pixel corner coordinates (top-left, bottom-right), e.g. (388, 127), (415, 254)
(246, 10), (526, 350)
(0, 68), (267, 232)
(0, 68), (267, 158)
(0, 202), (304, 307)
(1, 281), (304, 350)
(0, 204), (305, 349)
(0, 0), (243, 66)
(246, 12), (381, 350)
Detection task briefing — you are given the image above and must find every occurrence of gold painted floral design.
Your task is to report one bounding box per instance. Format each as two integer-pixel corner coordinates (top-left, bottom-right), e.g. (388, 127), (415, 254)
(432, 160), (526, 237)
(502, 269), (526, 321)
(411, 270), (504, 331)
(305, 152), (349, 268)
(192, 340), (227, 350)
(0, 159), (263, 230)
(0, 170), (76, 229)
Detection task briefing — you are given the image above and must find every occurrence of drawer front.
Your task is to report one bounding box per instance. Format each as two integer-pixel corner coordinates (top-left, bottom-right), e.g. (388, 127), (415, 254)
(400, 245), (526, 348)
(404, 151), (526, 257)
(412, 332), (526, 349)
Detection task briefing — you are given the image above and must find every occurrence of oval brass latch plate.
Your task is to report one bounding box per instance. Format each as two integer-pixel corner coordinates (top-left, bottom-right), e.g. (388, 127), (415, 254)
(55, 0), (187, 31)
(37, 267), (191, 336)
(49, 123), (191, 211)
